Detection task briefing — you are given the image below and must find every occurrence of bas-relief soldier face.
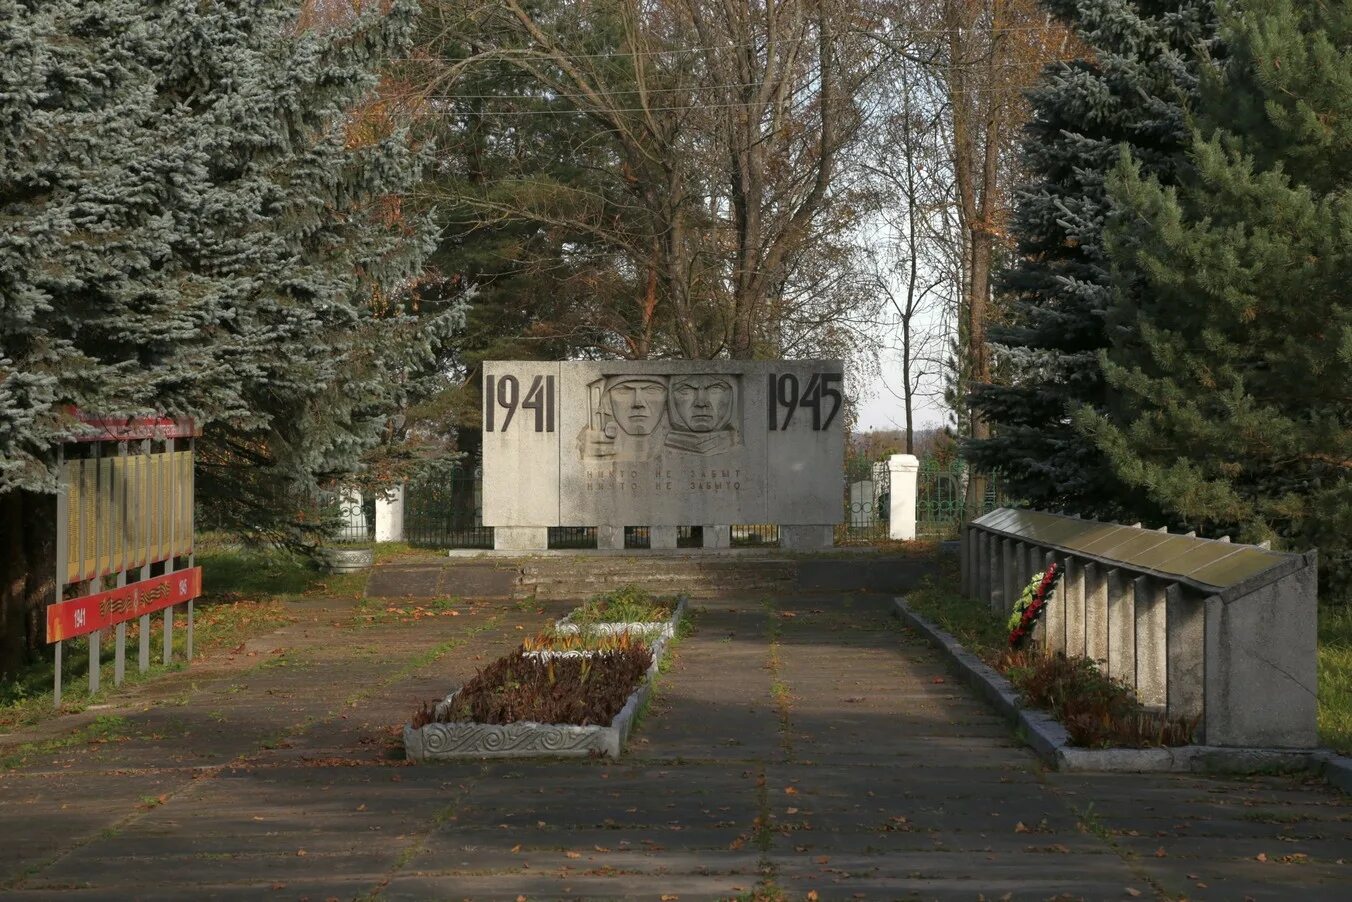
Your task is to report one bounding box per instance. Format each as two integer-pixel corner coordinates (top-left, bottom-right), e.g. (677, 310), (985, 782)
(670, 375), (733, 432)
(607, 378), (667, 435)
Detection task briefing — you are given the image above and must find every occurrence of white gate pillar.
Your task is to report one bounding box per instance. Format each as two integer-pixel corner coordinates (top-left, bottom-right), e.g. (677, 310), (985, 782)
(887, 454), (920, 540)
(375, 484), (405, 542)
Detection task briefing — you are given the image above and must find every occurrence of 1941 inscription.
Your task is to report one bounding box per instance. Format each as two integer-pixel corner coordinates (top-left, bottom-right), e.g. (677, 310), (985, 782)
(485, 374), (556, 433)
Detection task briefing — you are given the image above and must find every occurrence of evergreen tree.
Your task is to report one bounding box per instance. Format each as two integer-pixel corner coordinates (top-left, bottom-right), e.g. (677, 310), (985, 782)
(0, 0), (450, 674)
(1084, 0), (1352, 596)
(964, 0), (1215, 516)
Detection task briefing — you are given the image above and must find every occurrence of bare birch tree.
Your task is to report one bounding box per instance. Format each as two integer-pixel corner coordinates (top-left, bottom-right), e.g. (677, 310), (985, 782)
(413, 0), (885, 360)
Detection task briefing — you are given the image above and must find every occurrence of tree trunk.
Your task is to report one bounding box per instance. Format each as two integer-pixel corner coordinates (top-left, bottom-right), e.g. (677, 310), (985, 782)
(0, 490), (54, 680)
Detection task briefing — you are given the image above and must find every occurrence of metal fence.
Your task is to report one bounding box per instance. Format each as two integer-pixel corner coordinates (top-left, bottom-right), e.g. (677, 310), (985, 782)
(916, 458), (1002, 539)
(405, 466), (494, 549)
(396, 454), (1002, 548)
(731, 524), (779, 546)
(549, 527), (597, 549)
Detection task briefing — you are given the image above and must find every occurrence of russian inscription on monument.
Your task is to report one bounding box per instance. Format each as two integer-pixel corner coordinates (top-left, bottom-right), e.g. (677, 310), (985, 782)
(482, 360), (845, 533)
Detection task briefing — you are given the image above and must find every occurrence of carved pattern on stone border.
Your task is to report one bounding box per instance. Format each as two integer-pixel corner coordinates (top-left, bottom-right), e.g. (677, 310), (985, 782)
(419, 722), (609, 756)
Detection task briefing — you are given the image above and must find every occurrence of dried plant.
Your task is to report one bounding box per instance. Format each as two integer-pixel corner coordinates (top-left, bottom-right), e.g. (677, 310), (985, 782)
(425, 645), (654, 727)
(1001, 652), (1196, 748)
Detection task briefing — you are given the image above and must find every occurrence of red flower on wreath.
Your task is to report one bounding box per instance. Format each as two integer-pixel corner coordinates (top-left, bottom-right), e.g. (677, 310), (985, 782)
(1008, 562), (1062, 649)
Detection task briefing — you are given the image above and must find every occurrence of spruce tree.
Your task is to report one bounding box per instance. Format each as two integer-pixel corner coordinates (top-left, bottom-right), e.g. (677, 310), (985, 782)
(1084, 0), (1352, 596)
(0, 0), (449, 673)
(964, 0), (1215, 516)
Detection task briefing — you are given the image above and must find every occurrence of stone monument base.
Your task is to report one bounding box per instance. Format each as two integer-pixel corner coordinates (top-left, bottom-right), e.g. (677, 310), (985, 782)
(780, 524), (835, 550)
(494, 526), (549, 552)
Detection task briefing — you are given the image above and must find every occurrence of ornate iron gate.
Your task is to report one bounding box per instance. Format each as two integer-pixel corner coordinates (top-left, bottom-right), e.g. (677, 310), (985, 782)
(839, 456), (890, 543)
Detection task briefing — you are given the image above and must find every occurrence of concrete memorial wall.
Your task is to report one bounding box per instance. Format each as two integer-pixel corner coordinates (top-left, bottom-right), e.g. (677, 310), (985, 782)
(482, 360), (845, 549)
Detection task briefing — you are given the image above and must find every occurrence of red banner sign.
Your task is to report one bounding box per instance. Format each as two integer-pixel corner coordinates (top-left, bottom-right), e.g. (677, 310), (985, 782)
(64, 406), (199, 443)
(47, 567), (202, 643)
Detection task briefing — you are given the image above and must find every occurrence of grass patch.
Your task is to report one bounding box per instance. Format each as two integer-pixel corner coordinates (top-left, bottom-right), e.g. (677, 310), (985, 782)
(1318, 602), (1352, 754)
(903, 572), (1008, 659)
(0, 542), (360, 730)
(567, 584), (677, 627)
(905, 565), (1194, 749)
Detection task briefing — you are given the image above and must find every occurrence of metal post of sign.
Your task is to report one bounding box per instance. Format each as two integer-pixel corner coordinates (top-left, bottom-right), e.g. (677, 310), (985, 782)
(89, 628), (100, 695)
(89, 440), (103, 695)
(186, 435), (195, 662)
(139, 614), (150, 672)
(114, 442), (127, 686)
(54, 445), (67, 708)
(114, 622), (126, 685)
(163, 605), (173, 665)
(166, 434), (177, 665)
(139, 437), (151, 673)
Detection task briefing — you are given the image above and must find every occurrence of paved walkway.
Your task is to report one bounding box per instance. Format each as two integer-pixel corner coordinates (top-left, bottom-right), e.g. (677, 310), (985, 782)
(1, 589), (1349, 900)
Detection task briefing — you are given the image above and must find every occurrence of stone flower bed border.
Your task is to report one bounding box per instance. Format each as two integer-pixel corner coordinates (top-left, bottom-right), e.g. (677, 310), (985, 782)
(894, 596), (1352, 792)
(404, 602), (685, 762)
(553, 596), (688, 639)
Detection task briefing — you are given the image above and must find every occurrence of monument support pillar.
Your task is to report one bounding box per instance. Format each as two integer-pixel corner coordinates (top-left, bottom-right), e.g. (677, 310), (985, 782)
(701, 526), (730, 549)
(597, 526), (625, 550)
(649, 526), (678, 549)
(780, 524), (834, 550)
(493, 527), (549, 552)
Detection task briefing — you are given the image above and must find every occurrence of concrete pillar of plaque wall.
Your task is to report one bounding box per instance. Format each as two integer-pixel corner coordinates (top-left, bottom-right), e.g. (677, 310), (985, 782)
(887, 454), (919, 541)
(780, 524), (835, 550)
(494, 527), (549, 552)
(374, 484), (405, 543)
(649, 526), (678, 549)
(702, 525), (731, 549)
(1134, 576), (1168, 710)
(1063, 558), (1087, 658)
(987, 533), (1005, 613)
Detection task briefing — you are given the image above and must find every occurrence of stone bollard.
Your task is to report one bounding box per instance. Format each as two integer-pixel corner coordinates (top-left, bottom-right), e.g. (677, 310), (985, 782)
(887, 454), (919, 540)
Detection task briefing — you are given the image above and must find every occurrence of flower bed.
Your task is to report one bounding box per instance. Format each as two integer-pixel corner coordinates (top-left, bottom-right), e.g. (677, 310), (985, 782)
(404, 643), (661, 761)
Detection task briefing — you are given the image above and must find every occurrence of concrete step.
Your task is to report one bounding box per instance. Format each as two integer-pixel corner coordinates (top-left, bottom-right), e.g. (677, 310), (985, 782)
(367, 551), (940, 600)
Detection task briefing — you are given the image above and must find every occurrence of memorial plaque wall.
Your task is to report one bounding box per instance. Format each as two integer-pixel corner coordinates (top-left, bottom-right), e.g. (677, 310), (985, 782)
(482, 360), (845, 528)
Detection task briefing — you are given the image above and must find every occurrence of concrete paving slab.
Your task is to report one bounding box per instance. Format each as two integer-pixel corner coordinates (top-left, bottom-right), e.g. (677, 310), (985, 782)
(0, 578), (1347, 900)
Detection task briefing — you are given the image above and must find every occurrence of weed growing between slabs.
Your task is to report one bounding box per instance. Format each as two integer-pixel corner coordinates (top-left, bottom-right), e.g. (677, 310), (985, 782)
(1319, 602), (1352, 754)
(905, 566), (1195, 749)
